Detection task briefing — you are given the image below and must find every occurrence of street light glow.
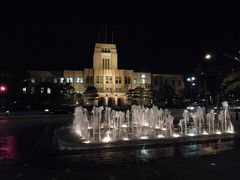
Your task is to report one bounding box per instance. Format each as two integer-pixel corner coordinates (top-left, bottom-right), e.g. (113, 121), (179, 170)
(191, 77), (195, 81)
(141, 74), (146, 79)
(205, 54), (211, 60)
(187, 78), (191, 82)
(0, 85), (7, 93)
(0, 86), (6, 91)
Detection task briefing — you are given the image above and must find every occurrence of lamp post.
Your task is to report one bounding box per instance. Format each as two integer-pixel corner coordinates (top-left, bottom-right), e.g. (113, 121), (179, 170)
(186, 76), (196, 102)
(204, 53), (220, 111)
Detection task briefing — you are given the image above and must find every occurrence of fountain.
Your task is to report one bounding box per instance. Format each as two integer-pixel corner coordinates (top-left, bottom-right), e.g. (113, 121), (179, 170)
(69, 101), (235, 144)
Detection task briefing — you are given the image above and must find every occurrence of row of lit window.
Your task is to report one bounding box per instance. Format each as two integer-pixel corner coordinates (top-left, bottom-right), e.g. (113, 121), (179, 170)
(133, 78), (147, 84)
(29, 77), (85, 84)
(29, 76), (148, 85)
(22, 87), (51, 94)
(95, 76), (148, 84)
(102, 48), (110, 52)
(97, 87), (122, 92)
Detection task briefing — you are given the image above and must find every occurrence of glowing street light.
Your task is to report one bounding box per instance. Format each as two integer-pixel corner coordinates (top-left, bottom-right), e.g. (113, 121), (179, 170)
(0, 84), (7, 93)
(186, 76), (196, 101)
(205, 54), (212, 60)
(204, 52), (220, 110)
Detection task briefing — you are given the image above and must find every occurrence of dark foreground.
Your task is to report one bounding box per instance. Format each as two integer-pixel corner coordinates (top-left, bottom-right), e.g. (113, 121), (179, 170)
(1, 113), (240, 180)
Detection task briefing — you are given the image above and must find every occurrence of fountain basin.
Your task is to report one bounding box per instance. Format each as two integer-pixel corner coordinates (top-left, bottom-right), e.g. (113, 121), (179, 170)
(54, 125), (238, 152)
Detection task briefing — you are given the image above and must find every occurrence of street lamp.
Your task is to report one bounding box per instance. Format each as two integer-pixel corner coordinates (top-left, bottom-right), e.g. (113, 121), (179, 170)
(204, 52), (220, 110)
(186, 76), (196, 102)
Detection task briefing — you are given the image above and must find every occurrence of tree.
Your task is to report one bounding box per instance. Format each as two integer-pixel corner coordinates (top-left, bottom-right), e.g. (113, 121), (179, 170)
(127, 86), (153, 107)
(51, 83), (78, 106)
(222, 71), (240, 98)
(82, 86), (99, 106)
(63, 84), (76, 105)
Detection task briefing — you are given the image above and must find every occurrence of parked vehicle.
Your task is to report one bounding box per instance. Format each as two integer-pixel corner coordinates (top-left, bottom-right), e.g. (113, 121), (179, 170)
(44, 105), (76, 114)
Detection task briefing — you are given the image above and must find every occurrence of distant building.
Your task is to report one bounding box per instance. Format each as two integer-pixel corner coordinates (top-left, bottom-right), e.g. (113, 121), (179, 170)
(152, 74), (185, 95)
(26, 43), (185, 106)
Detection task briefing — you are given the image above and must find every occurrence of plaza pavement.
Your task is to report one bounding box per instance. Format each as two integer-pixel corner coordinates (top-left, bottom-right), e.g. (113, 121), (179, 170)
(0, 110), (240, 179)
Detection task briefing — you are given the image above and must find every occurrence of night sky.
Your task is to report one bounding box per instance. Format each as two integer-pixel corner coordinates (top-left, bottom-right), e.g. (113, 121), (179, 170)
(1, 2), (240, 73)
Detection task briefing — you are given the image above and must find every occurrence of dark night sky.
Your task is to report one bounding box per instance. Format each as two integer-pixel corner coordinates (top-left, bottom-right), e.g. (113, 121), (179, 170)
(1, 2), (240, 73)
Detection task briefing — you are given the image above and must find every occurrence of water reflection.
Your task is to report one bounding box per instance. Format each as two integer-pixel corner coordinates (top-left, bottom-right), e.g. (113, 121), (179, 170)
(0, 136), (17, 160)
(137, 141), (235, 160)
(0, 117), (18, 161)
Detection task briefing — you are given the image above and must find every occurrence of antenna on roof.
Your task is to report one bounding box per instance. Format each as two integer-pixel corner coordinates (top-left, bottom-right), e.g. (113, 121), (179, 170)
(111, 30), (114, 43)
(97, 26), (100, 42)
(102, 24), (104, 43)
(105, 24), (107, 43)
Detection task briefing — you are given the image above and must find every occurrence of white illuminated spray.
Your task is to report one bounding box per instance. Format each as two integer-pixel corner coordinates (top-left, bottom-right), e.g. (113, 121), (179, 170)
(72, 102), (234, 143)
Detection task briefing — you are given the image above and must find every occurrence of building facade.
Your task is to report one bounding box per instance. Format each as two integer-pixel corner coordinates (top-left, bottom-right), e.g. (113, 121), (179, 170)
(27, 43), (185, 106)
(64, 43), (152, 106)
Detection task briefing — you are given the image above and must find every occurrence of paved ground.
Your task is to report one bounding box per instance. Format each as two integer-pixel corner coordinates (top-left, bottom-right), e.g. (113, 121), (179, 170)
(0, 111), (240, 179)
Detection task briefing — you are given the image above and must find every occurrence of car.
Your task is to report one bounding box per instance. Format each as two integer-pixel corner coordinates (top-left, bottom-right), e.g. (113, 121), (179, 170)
(0, 106), (10, 115)
(186, 102), (201, 112)
(44, 105), (76, 114)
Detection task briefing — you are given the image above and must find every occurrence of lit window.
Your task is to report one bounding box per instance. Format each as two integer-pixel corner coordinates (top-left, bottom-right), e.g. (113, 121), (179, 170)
(54, 78), (58, 83)
(80, 77), (83, 83)
(66, 78), (70, 83)
(70, 78), (73, 83)
(60, 78), (64, 83)
(31, 78), (35, 83)
(30, 87), (35, 94)
(96, 76), (99, 83)
(77, 77), (84, 83)
(100, 76), (103, 83)
(40, 87), (44, 94)
(47, 88), (51, 94)
(22, 87), (26, 93)
(142, 79), (146, 84)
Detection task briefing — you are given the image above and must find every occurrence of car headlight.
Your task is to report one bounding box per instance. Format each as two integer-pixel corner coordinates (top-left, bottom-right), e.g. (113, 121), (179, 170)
(187, 106), (194, 110)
